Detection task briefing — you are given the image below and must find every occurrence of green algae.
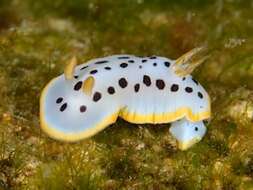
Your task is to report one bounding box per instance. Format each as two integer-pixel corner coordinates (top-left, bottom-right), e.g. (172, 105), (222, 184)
(1, 0), (253, 189)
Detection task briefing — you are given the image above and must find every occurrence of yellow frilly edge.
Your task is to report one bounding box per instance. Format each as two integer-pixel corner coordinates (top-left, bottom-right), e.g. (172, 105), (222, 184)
(119, 106), (211, 124)
(40, 77), (119, 142)
(120, 91), (211, 124)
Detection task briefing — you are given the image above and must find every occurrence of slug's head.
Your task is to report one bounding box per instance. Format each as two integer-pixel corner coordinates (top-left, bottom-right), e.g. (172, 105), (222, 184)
(169, 118), (207, 150)
(40, 57), (119, 141)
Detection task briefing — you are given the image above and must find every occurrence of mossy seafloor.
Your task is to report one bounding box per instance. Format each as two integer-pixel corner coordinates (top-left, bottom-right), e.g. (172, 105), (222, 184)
(0, 0), (253, 189)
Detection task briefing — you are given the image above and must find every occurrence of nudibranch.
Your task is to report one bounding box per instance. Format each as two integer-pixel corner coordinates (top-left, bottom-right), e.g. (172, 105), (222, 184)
(40, 47), (211, 150)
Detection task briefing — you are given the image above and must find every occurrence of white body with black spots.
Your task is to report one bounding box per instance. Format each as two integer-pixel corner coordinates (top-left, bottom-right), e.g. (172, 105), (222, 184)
(40, 48), (211, 150)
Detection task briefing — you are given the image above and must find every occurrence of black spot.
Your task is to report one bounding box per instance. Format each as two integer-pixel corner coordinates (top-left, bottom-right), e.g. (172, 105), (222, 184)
(195, 127), (198, 131)
(60, 103), (67, 112)
(134, 84), (140, 92)
(93, 92), (102, 102)
(104, 66), (111, 70)
(80, 105), (87, 113)
(107, 86), (115, 94)
(90, 70), (98, 74)
(143, 75), (151, 86)
(198, 92), (203, 99)
(118, 78), (128, 88)
(128, 60), (135, 63)
(164, 61), (170, 67)
(142, 59), (147, 63)
(171, 84), (179, 92)
(118, 56), (130, 59)
(149, 56), (157, 59)
(74, 75), (78, 79)
(74, 81), (83, 91)
(153, 63), (157, 66)
(182, 77), (186, 81)
(95, 60), (108, 64)
(120, 63), (128, 68)
(80, 66), (88, 70)
(56, 97), (63, 104)
(192, 78), (199, 85)
(185, 87), (193, 93)
(156, 79), (165, 90)
(139, 65), (142, 69)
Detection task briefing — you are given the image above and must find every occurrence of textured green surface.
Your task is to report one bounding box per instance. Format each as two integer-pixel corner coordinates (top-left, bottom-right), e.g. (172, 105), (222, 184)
(0, 0), (253, 189)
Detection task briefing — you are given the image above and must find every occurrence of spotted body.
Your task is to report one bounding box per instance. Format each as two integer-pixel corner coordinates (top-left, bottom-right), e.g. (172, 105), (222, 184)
(40, 49), (211, 150)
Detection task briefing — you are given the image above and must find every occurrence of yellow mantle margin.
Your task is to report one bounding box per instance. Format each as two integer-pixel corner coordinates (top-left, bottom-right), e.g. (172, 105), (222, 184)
(40, 110), (119, 142)
(119, 107), (211, 124)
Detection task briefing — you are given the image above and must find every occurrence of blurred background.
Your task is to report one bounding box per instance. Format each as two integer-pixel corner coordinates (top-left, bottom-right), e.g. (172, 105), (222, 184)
(0, 0), (253, 189)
